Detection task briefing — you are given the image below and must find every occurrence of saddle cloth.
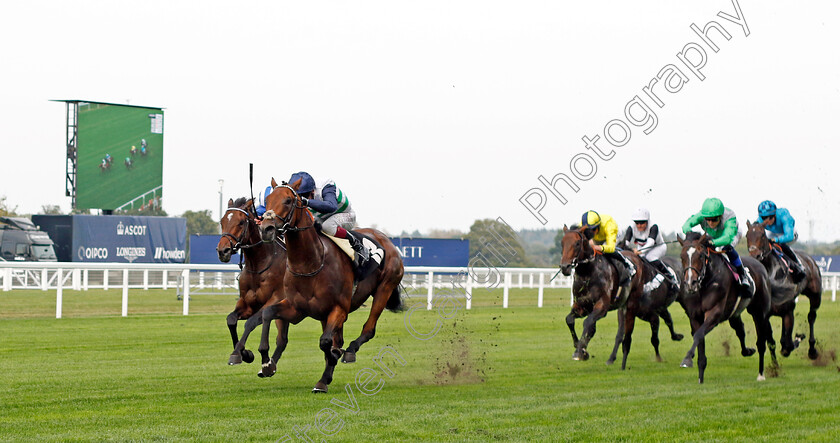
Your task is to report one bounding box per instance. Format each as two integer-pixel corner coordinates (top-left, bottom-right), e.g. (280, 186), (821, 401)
(322, 231), (385, 281)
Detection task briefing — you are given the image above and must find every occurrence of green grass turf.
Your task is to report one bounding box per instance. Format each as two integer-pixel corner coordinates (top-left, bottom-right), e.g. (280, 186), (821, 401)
(76, 103), (163, 210)
(1, 288), (839, 441)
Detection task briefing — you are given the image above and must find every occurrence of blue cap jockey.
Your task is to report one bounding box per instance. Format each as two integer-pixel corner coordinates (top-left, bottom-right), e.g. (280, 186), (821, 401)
(757, 200), (805, 282)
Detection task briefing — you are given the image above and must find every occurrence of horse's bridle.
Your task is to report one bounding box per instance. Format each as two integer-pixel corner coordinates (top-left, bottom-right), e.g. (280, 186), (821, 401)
(565, 229), (596, 268)
(264, 184), (315, 235)
(264, 183), (325, 277)
(221, 207), (257, 252)
(683, 243), (710, 285)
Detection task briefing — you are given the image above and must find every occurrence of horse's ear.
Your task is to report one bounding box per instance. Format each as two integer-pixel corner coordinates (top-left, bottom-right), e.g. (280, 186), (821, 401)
(227, 198), (234, 208)
(562, 224), (568, 233)
(270, 177), (278, 188)
(290, 178), (302, 190)
(677, 234), (685, 246)
(245, 199), (254, 209)
(699, 233), (708, 245)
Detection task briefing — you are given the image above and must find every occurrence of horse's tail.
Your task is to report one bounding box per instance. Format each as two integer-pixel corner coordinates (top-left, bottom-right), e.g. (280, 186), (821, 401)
(386, 284), (405, 313)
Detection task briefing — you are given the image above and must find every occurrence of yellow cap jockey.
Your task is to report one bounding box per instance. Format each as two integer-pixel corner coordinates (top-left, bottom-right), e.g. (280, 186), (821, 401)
(581, 210), (620, 253)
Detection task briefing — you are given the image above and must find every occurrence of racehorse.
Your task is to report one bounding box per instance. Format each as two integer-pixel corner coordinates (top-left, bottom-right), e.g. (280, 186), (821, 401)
(258, 178), (405, 393)
(678, 232), (773, 383)
(559, 225), (684, 367)
(217, 198), (287, 366)
(745, 220), (822, 359)
(606, 255), (685, 369)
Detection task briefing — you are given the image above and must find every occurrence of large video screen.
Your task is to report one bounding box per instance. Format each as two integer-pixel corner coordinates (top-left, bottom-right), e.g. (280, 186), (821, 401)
(75, 102), (164, 210)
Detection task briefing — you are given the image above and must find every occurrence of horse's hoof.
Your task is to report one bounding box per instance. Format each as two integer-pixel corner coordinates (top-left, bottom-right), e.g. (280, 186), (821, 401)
(672, 333), (684, 341)
(341, 351), (357, 363)
(781, 348), (792, 358)
(808, 348), (819, 360)
(605, 358), (615, 366)
(258, 360), (276, 378)
(312, 382), (328, 393)
(680, 358), (693, 368)
(572, 350), (589, 361)
(742, 348), (756, 357)
(757, 374), (766, 382)
(242, 350), (255, 364)
(228, 353), (242, 365)
(655, 355), (663, 363)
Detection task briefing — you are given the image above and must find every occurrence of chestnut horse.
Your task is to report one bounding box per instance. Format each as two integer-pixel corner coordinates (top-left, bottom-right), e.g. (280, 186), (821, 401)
(258, 178), (405, 393)
(678, 232), (773, 383)
(745, 220), (822, 359)
(559, 225), (684, 367)
(217, 198), (287, 366)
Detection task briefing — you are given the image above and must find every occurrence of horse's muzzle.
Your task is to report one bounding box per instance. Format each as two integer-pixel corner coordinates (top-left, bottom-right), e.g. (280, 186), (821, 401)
(217, 247), (231, 263)
(559, 263), (573, 276)
(261, 223), (276, 242)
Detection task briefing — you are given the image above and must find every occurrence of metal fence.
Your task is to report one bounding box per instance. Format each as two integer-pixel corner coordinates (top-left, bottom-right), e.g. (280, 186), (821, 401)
(2, 262), (838, 318)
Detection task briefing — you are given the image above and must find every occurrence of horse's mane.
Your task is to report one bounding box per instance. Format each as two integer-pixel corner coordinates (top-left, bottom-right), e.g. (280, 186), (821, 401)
(684, 231), (703, 242)
(233, 197), (248, 208)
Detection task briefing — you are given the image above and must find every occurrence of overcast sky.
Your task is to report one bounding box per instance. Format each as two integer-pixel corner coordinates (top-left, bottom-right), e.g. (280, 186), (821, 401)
(2, 0), (839, 241)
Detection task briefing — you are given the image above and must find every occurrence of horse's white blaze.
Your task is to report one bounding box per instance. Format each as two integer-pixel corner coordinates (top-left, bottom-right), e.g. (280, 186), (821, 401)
(686, 247), (696, 280)
(227, 213), (233, 222)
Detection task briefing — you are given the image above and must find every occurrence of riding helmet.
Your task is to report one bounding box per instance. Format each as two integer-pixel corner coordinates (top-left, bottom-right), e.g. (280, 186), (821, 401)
(288, 171), (316, 194)
(631, 207), (650, 223)
(581, 210), (601, 228)
(700, 198), (724, 218)
(758, 200), (777, 218)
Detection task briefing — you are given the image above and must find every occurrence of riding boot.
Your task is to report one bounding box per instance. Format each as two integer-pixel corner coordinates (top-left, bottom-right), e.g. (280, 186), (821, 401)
(346, 231), (369, 268)
(779, 244), (806, 283)
(654, 261), (680, 297)
(734, 264), (753, 298)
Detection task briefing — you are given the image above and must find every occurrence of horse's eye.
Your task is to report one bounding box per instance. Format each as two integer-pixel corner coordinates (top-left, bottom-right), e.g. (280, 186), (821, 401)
(285, 197), (293, 204)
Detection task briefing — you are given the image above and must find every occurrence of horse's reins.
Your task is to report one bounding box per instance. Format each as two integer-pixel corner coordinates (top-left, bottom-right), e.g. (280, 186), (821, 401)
(264, 183), (326, 277)
(550, 229), (597, 283)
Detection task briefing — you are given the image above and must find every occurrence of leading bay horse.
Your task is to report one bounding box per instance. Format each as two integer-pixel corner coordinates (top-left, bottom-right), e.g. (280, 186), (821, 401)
(678, 232), (773, 383)
(559, 225), (683, 366)
(258, 178), (405, 393)
(745, 220), (822, 359)
(217, 198), (287, 366)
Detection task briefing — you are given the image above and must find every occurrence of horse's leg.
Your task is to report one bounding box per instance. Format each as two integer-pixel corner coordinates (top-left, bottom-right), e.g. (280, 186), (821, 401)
(752, 312), (768, 381)
(257, 304), (279, 378)
(269, 319), (290, 365)
(574, 305), (607, 361)
(344, 282), (397, 363)
(606, 307), (627, 365)
(697, 334), (707, 384)
(229, 308), (263, 365)
(805, 290), (821, 360)
(565, 310), (581, 349)
(648, 314), (662, 363)
(658, 308), (683, 341)
(765, 319), (778, 367)
(729, 315), (756, 357)
(779, 307), (796, 357)
(682, 312), (721, 369)
(620, 313), (637, 370)
(313, 308), (349, 393)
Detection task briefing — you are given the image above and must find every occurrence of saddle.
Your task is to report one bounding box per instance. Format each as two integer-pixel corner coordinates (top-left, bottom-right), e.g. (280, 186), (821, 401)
(322, 231), (385, 281)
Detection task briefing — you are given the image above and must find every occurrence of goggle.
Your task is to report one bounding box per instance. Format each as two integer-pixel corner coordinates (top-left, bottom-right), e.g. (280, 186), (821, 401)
(704, 216), (722, 223)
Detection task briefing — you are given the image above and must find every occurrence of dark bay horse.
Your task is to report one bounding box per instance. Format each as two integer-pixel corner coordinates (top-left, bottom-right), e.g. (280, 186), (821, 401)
(678, 232), (773, 383)
(745, 221), (822, 359)
(559, 225), (681, 365)
(217, 198), (287, 366)
(606, 255), (685, 369)
(258, 178), (405, 393)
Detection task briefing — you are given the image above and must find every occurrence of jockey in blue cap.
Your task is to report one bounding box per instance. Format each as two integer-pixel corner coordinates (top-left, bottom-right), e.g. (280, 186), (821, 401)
(272, 171), (369, 268)
(757, 200), (805, 282)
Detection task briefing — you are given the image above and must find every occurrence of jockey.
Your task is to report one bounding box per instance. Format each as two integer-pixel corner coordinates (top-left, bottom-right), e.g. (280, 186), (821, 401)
(621, 208), (678, 295)
(289, 171), (369, 268)
(105, 153), (112, 163)
(124, 157), (133, 169)
(757, 200), (805, 282)
(682, 197), (751, 293)
(130, 145), (137, 156)
(580, 210), (636, 296)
